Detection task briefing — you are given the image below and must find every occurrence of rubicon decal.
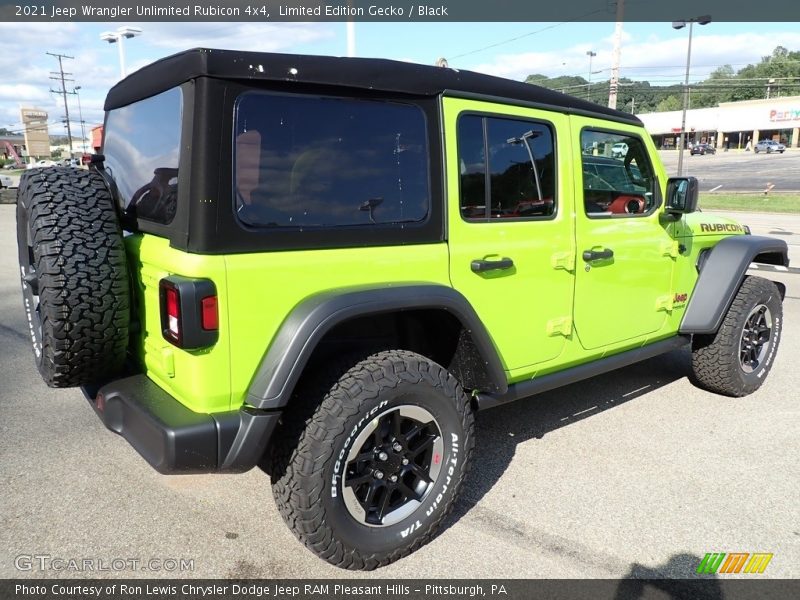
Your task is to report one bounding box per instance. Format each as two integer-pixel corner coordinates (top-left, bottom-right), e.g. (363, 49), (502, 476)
(699, 223), (745, 233)
(696, 552), (773, 574)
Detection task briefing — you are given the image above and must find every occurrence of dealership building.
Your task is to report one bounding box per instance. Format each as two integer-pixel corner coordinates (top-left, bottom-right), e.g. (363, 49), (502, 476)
(638, 95), (800, 150)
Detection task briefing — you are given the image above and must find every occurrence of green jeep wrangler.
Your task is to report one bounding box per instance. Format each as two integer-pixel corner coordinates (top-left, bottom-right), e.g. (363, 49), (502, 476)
(16, 49), (788, 570)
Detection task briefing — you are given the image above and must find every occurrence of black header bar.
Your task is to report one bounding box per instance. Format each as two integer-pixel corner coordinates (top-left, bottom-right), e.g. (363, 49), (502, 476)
(1, 1), (799, 22)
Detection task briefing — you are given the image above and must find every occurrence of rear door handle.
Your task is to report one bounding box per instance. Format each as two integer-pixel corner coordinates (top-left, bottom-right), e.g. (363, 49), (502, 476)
(582, 248), (614, 262)
(471, 257), (514, 273)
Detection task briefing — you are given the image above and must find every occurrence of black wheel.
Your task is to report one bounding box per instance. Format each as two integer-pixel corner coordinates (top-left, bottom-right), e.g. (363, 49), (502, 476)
(270, 350), (475, 570)
(690, 276), (782, 397)
(16, 168), (130, 387)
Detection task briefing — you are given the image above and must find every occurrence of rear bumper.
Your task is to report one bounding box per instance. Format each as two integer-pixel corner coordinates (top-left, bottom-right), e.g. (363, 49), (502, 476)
(82, 375), (280, 474)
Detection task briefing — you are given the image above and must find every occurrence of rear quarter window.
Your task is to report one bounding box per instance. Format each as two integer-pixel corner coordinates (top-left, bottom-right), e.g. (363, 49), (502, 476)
(233, 92), (430, 229)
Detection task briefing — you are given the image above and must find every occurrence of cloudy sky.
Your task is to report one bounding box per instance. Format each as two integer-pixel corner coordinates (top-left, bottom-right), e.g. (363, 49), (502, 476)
(1, 21), (797, 141)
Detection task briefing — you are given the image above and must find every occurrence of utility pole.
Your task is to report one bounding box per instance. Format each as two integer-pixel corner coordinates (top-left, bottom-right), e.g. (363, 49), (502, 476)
(47, 52), (75, 159)
(608, 0), (625, 109)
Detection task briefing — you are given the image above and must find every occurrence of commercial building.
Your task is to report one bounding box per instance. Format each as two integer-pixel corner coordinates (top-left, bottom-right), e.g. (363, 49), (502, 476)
(638, 95), (800, 150)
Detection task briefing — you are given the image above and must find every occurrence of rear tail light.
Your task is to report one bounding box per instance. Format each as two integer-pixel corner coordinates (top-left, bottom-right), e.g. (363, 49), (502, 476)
(159, 276), (219, 349)
(165, 286), (180, 339)
(200, 296), (218, 331)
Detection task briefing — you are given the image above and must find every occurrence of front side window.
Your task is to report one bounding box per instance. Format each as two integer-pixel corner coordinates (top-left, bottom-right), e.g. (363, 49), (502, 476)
(458, 114), (556, 221)
(103, 87), (182, 225)
(234, 93), (429, 228)
(580, 130), (658, 217)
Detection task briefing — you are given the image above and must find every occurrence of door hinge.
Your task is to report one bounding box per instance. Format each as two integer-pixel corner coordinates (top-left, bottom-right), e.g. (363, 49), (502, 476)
(546, 316), (573, 337)
(661, 240), (681, 259)
(655, 295), (674, 313)
(551, 251), (575, 272)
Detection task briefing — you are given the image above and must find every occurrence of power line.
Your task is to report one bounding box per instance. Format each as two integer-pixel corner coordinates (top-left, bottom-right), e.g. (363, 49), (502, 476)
(449, 9), (608, 61)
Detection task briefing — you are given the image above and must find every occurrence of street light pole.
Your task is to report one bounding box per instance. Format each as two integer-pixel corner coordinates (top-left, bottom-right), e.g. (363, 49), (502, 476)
(100, 26), (143, 78)
(74, 86), (86, 153)
(586, 51), (596, 101)
(673, 15), (711, 177)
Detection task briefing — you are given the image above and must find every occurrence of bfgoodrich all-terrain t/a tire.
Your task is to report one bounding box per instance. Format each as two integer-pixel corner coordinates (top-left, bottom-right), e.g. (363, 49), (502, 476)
(270, 350), (475, 570)
(16, 168), (130, 387)
(691, 276), (782, 397)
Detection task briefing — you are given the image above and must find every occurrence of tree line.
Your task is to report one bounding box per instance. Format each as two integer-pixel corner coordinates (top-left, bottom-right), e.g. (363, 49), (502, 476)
(525, 46), (800, 114)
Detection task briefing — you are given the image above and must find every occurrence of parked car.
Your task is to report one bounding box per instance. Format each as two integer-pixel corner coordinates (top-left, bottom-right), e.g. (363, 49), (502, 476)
(754, 140), (786, 154)
(3, 163), (20, 170)
(690, 143), (716, 155)
(26, 159), (56, 169)
(611, 141), (628, 157)
(61, 158), (80, 168)
(16, 47), (788, 571)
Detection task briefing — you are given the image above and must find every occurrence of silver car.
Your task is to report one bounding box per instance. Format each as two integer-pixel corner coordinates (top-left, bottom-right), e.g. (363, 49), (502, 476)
(754, 140), (786, 154)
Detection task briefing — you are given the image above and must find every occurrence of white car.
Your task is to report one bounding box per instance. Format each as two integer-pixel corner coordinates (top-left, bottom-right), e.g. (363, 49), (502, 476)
(0, 173), (14, 188)
(27, 159), (57, 169)
(611, 142), (628, 158)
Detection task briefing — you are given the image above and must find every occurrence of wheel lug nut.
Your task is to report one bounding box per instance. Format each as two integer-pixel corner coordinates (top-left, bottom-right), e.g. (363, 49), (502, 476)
(374, 470), (384, 480)
(402, 458), (409, 465)
(389, 475), (398, 483)
(377, 451), (388, 461)
(392, 442), (403, 452)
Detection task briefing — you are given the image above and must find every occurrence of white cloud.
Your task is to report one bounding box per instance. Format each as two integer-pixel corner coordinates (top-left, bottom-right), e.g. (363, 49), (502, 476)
(467, 30), (800, 84)
(0, 22), (334, 135)
(125, 22), (333, 54)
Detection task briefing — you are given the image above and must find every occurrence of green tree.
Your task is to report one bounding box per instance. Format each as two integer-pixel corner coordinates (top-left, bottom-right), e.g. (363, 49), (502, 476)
(655, 95), (683, 112)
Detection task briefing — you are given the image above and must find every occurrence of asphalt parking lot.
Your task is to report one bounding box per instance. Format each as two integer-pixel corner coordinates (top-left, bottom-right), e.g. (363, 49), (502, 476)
(0, 204), (798, 580)
(658, 149), (800, 192)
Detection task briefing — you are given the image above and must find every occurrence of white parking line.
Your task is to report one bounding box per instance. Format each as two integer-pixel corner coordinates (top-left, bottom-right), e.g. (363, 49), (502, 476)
(748, 263), (799, 274)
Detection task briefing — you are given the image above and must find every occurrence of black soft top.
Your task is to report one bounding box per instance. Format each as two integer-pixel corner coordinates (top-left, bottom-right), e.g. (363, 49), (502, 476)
(105, 48), (640, 125)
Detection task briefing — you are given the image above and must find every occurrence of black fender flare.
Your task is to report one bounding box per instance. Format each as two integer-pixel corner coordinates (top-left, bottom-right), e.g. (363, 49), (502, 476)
(245, 284), (507, 410)
(680, 235), (788, 334)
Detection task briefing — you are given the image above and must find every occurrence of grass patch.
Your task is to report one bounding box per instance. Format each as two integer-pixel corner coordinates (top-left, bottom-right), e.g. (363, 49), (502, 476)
(699, 193), (800, 214)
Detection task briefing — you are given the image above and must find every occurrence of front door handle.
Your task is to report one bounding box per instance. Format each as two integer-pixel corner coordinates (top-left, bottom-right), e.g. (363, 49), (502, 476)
(471, 257), (514, 273)
(582, 248), (614, 262)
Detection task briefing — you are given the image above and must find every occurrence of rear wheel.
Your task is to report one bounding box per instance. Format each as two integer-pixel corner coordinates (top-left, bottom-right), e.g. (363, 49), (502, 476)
(691, 276), (782, 397)
(16, 168), (129, 387)
(270, 350), (474, 570)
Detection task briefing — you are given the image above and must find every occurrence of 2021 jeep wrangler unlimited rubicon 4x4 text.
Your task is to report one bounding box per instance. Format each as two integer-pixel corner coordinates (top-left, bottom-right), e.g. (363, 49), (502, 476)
(17, 49), (788, 570)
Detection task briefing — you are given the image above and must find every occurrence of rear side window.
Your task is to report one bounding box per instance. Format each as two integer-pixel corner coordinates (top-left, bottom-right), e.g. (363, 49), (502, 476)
(234, 92), (430, 228)
(458, 114), (556, 221)
(103, 87), (182, 225)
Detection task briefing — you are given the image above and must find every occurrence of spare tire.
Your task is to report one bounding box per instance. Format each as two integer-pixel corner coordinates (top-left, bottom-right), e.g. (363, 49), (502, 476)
(16, 167), (130, 387)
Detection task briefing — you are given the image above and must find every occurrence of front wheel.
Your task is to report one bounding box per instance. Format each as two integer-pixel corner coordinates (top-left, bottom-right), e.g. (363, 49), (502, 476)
(270, 350), (475, 570)
(691, 276), (782, 397)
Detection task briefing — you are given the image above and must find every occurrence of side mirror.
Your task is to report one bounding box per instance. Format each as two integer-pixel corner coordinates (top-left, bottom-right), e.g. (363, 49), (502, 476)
(665, 176), (699, 214)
